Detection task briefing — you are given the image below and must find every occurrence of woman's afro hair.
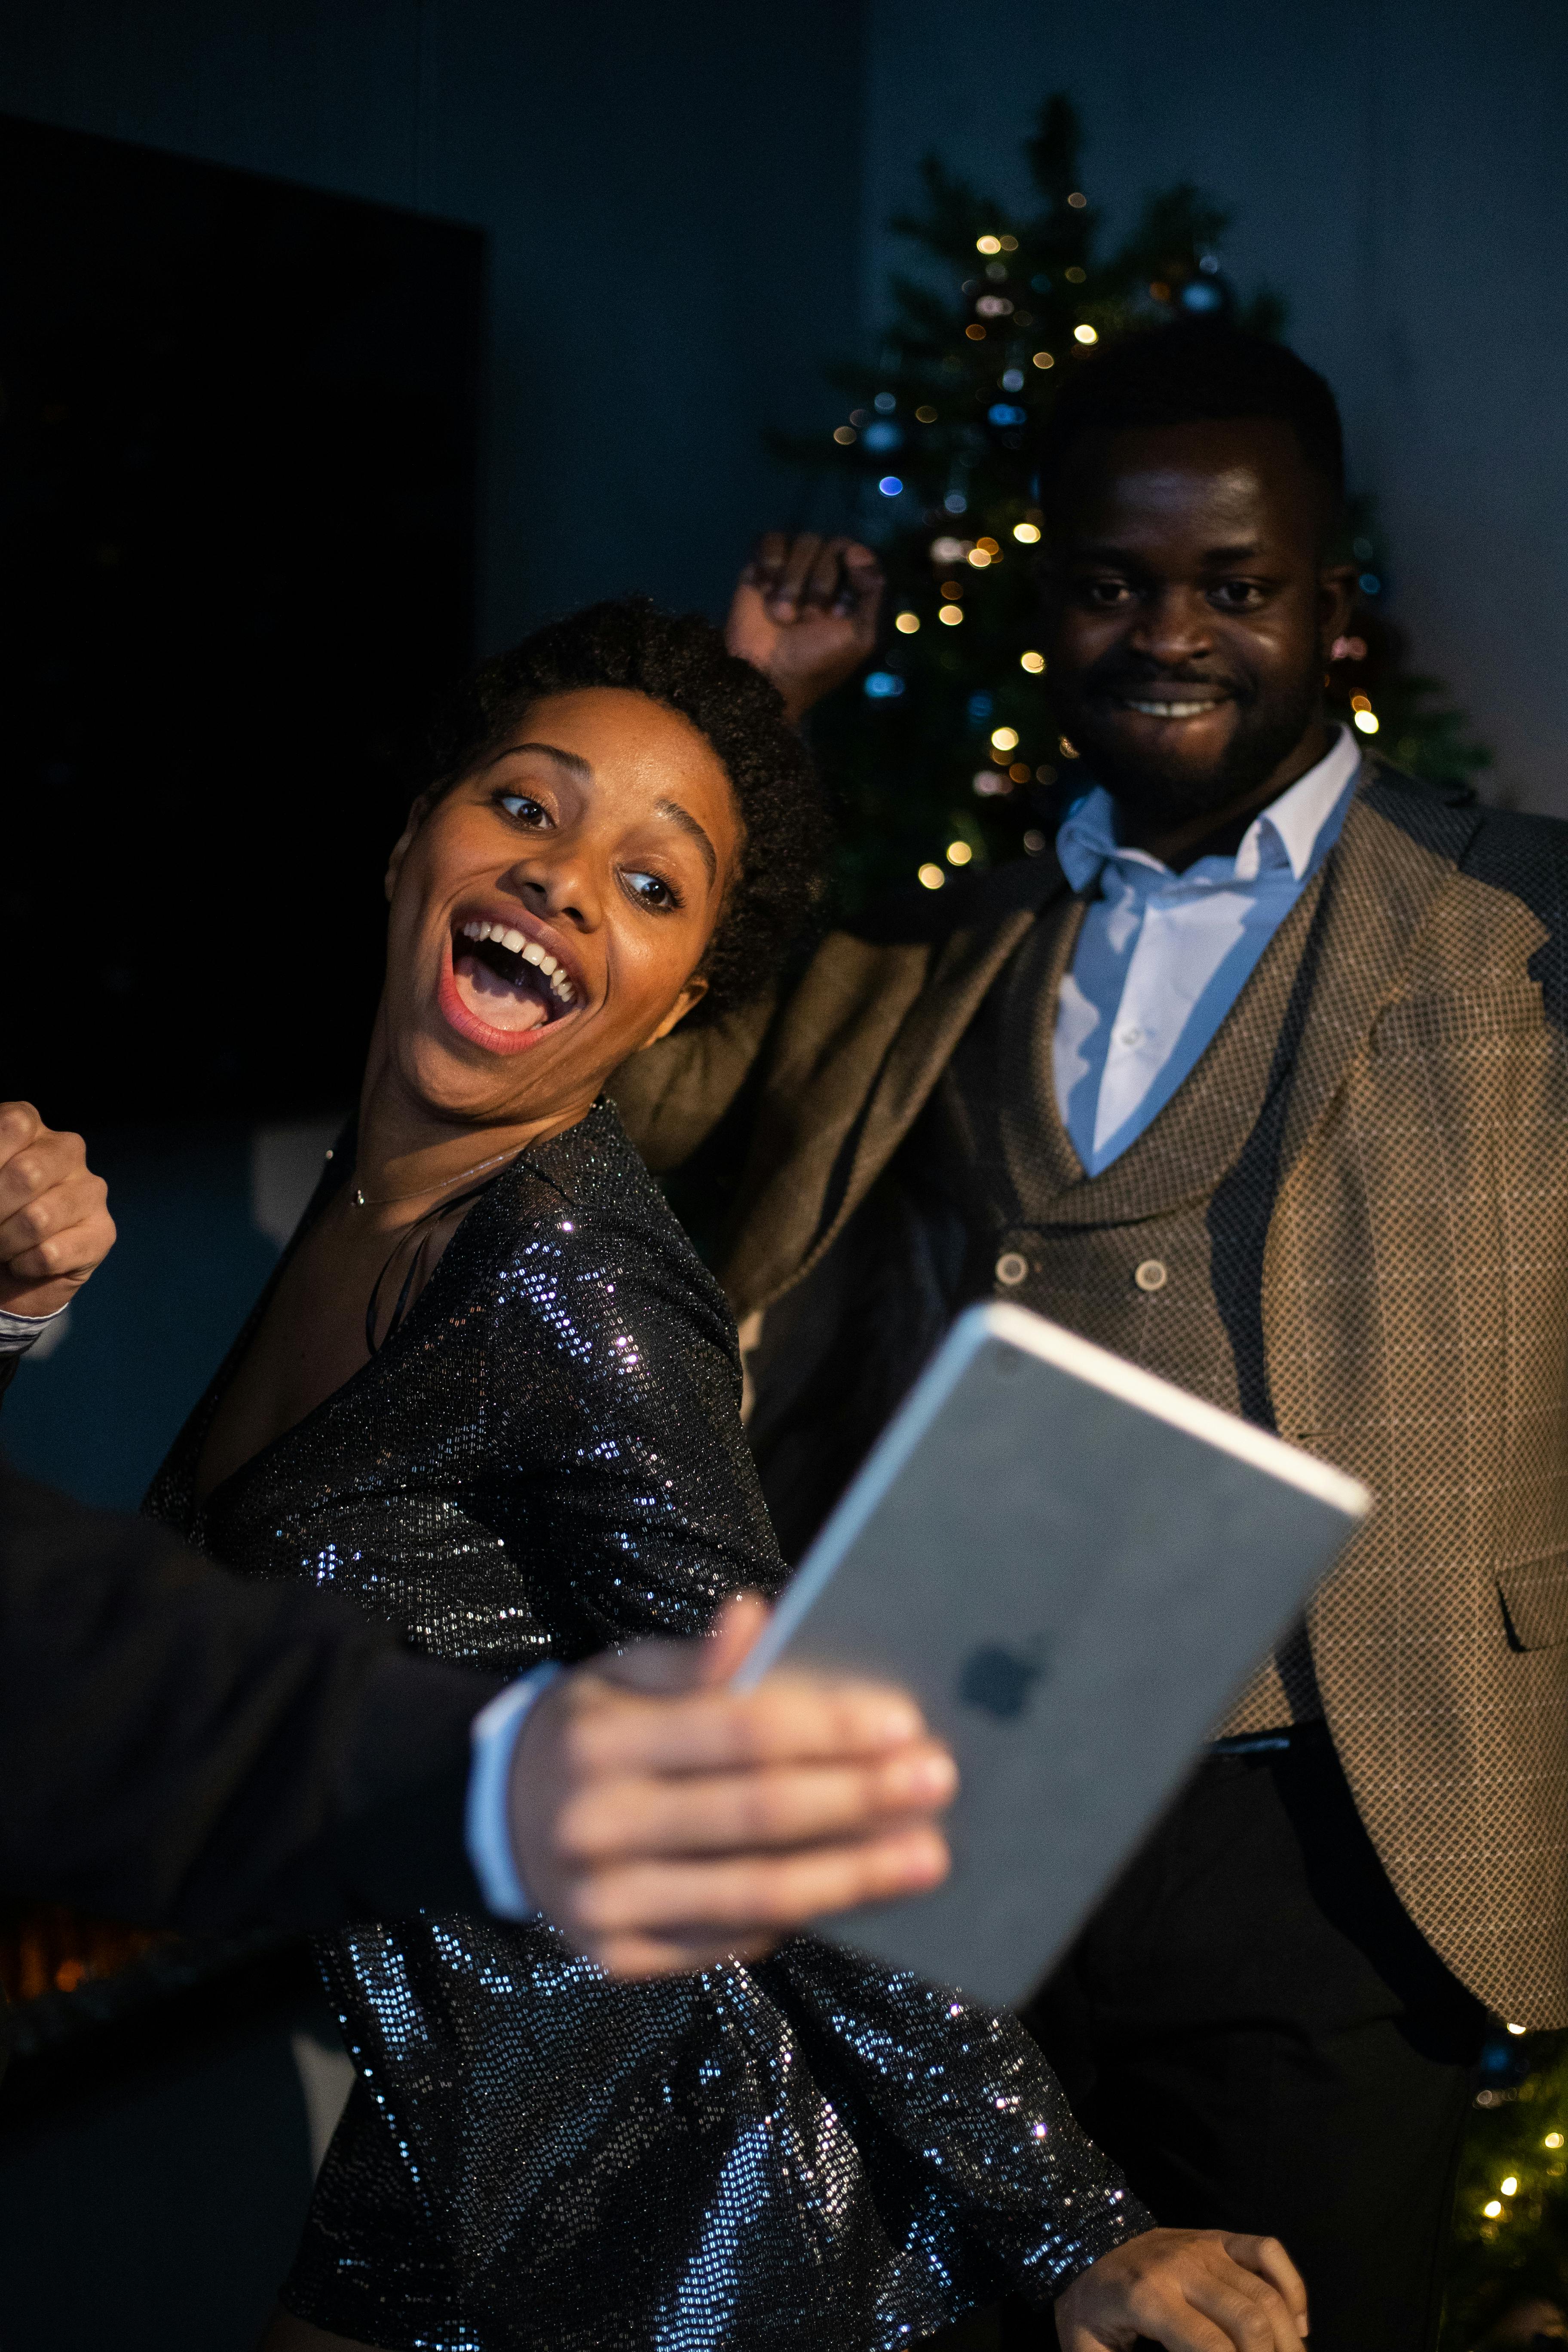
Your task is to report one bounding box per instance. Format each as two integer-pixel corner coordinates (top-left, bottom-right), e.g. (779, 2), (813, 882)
(426, 597), (830, 1020)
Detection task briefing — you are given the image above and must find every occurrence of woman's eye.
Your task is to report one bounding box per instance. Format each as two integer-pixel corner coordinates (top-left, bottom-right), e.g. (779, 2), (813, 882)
(622, 868), (680, 912)
(497, 791), (550, 826)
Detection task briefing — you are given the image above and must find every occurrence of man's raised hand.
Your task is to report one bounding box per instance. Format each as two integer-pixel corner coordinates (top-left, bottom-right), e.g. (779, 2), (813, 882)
(0, 1103), (116, 1317)
(1056, 2229), (1309, 2351)
(726, 532), (884, 726)
(508, 1593), (956, 1975)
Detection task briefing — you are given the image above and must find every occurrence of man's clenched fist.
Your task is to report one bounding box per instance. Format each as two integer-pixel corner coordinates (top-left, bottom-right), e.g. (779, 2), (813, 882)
(0, 1103), (116, 1317)
(726, 532), (884, 726)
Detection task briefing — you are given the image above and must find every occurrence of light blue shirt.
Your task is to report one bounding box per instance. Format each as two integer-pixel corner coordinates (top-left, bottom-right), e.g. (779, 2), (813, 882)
(1052, 728), (1362, 1175)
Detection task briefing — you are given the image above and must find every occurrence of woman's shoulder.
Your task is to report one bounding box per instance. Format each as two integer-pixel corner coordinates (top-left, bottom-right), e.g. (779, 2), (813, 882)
(490, 1099), (738, 1351)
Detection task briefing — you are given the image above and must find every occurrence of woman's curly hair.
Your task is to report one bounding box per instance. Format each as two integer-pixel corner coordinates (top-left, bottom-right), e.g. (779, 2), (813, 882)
(426, 597), (830, 1018)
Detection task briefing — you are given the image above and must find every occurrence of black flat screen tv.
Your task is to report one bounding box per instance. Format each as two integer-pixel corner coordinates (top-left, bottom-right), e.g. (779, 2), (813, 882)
(0, 113), (482, 1122)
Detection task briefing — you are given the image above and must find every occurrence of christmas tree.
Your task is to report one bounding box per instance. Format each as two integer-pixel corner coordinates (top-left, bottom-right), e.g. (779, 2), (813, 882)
(1442, 2025), (1568, 2346)
(775, 94), (1490, 917)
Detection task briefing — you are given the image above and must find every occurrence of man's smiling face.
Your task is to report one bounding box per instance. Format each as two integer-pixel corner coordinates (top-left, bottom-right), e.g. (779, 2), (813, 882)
(1040, 416), (1355, 844)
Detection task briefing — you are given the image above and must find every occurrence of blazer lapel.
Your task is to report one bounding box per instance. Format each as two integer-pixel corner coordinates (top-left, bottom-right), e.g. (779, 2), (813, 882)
(723, 858), (1066, 1314)
(1271, 772), (1484, 1185)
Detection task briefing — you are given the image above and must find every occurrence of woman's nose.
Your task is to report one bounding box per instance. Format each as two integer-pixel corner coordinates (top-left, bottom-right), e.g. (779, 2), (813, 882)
(506, 853), (602, 930)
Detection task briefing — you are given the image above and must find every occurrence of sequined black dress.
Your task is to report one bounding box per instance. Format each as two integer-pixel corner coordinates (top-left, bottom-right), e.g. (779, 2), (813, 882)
(146, 1100), (1147, 2351)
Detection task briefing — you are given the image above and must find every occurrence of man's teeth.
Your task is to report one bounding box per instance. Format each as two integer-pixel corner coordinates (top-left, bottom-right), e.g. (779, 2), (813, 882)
(458, 918), (576, 1004)
(1123, 697), (1217, 719)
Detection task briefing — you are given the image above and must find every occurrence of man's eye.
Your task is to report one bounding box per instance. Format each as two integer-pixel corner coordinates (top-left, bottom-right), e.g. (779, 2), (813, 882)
(497, 792), (550, 825)
(1211, 581), (1266, 610)
(1083, 579), (1134, 608)
(622, 868), (680, 912)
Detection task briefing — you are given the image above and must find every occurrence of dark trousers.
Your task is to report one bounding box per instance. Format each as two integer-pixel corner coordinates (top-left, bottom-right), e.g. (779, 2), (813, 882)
(987, 1724), (1483, 2351)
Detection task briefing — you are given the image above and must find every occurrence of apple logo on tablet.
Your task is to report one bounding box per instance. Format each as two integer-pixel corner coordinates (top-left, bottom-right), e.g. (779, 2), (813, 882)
(959, 1643), (1047, 1721)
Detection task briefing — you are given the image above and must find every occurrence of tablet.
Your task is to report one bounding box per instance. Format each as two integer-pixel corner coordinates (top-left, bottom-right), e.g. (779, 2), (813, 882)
(735, 1299), (1370, 2012)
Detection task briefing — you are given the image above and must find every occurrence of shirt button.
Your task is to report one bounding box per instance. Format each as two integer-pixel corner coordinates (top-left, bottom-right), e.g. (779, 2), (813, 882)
(1116, 1025), (1143, 1048)
(1134, 1259), (1168, 1293)
(995, 1251), (1029, 1287)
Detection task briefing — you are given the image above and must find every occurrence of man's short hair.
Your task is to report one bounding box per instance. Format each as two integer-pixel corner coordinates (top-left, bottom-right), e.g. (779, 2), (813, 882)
(1036, 322), (1345, 511)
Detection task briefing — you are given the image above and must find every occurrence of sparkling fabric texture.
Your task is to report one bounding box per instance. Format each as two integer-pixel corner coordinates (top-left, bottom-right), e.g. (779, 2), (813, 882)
(147, 1099), (1145, 2351)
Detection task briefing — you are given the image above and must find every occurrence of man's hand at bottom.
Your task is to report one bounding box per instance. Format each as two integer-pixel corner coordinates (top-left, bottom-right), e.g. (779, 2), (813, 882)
(509, 1593), (956, 1975)
(1057, 2229), (1309, 2350)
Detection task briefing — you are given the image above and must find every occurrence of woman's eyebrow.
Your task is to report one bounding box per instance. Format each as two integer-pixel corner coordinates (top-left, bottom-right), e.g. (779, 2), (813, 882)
(486, 740), (592, 779)
(655, 798), (718, 886)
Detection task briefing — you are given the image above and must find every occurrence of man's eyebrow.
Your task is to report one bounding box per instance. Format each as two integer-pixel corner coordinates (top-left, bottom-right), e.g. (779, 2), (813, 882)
(485, 740), (593, 779)
(1071, 540), (1267, 566)
(655, 798), (718, 886)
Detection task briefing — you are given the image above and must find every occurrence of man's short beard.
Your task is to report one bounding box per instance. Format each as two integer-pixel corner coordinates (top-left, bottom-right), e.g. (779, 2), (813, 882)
(1082, 679), (1322, 833)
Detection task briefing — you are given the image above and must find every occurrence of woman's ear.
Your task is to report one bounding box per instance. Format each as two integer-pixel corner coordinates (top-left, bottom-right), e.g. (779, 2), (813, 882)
(385, 790), (436, 903)
(640, 974), (710, 1050)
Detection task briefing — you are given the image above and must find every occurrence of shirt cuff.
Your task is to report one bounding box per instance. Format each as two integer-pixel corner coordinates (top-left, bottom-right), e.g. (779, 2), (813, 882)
(0, 1303), (68, 1357)
(465, 1663), (564, 1920)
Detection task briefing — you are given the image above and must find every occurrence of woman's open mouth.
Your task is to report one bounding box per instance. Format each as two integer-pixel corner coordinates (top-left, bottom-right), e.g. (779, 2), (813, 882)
(441, 918), (581, 1051)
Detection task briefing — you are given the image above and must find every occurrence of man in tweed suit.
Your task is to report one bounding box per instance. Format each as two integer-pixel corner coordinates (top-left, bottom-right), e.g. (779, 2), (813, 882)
(612, 324), (1568, 2347)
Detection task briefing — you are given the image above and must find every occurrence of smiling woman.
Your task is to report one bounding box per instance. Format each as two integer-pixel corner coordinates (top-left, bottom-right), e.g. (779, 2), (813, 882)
(140, 596), (1159, 2349)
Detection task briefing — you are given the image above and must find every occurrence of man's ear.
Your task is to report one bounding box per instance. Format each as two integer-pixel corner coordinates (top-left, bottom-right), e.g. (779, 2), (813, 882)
(640, 975), (710, 1050)
(386, 790), (437, 903)
(1317, 562), (1359, 655)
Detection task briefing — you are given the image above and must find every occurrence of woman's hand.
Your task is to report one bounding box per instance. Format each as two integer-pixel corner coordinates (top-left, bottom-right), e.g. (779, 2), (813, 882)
(509, 1594), (956, 1974)
(0, 1102), (116, 1317)
(726, 532), (884, 725)
(1056, 2229), (1308, 2350)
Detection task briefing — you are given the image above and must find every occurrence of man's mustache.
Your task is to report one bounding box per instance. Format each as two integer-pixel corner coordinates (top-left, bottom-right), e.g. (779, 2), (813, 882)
(1076, 662), (1253, 704)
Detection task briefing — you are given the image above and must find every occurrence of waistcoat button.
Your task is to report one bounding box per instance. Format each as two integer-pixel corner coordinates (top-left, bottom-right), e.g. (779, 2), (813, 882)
(995, 1251), (1029, 1287)
(1134, 1258), (1168, 1292)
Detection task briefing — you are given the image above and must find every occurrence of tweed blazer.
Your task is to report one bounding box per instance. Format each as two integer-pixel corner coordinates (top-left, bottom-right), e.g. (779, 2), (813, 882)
(611, 761), (1568, 2024)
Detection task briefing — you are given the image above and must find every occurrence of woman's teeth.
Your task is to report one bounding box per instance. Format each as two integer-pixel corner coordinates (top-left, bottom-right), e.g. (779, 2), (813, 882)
(458, 918), (576, 1006)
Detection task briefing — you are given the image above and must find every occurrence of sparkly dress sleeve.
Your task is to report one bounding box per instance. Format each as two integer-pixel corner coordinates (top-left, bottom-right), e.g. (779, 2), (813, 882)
(467, 1154), (788, 1656)
(148, 1102), (1150, 2351)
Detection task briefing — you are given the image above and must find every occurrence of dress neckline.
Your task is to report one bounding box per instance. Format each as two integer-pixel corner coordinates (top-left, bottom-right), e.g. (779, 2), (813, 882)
(193, 1107), (606, 1525)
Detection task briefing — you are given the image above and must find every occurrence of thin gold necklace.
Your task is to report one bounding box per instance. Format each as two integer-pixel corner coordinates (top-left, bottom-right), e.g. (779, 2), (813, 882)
(349, 1143), (524, 1211)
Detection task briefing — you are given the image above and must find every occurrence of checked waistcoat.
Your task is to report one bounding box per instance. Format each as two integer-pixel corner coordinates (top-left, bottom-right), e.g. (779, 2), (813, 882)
(928, 876), (1326, 1738)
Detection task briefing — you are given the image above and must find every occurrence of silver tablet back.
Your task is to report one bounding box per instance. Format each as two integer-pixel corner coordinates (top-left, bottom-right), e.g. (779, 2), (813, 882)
(738, 1301), (1370, 2012)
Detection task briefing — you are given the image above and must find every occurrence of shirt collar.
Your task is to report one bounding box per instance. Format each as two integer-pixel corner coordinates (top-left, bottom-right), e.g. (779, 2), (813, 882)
(1057, 725), (1361, 896)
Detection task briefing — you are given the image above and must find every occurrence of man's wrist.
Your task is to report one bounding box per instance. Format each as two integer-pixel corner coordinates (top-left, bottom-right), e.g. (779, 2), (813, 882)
(465, 1663), (563, 1919)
